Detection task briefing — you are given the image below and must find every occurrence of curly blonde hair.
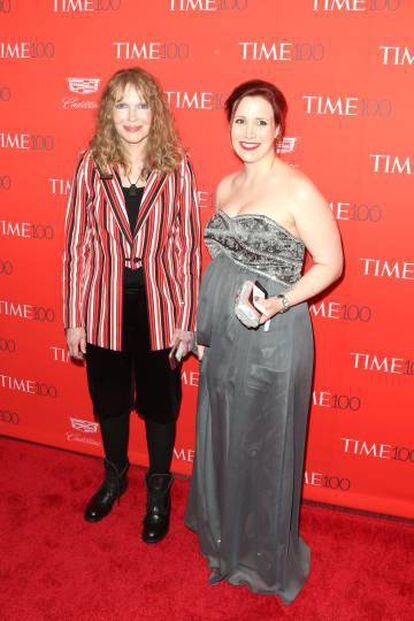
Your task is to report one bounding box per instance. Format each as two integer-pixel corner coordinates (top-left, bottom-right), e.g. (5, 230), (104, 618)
(90, 67), (184, 175)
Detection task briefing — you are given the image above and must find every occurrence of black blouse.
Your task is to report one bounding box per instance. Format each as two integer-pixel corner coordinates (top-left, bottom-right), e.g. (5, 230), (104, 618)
(122, 185), (145, 292)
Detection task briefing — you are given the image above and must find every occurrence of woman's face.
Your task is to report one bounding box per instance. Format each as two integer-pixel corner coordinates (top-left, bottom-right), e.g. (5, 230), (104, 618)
(230, 95), (279, 163)
(112, 83), (153, 147)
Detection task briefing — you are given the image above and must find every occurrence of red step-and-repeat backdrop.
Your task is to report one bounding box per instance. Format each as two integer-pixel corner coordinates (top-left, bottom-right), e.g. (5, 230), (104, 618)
(1, 0), (413, 518)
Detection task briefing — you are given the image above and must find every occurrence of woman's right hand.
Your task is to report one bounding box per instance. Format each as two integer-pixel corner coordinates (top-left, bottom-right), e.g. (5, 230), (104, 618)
(197, 345), (205, 361)
(66, 327), (87, 360)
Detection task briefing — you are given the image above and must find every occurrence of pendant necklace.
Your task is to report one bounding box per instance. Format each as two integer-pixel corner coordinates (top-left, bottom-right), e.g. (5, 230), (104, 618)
(126, 172), (142, 197)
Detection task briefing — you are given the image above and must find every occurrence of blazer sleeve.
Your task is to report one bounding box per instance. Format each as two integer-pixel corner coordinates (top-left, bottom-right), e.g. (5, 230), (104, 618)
(62, 151), (94, 330)
(174, 156), (201, 332)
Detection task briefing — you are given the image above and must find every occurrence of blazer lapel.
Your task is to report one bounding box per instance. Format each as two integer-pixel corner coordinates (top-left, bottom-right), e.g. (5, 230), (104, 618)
(95, 159), (168, 242)
(97, 165), (132, 243)
(132, 170), (168, 237)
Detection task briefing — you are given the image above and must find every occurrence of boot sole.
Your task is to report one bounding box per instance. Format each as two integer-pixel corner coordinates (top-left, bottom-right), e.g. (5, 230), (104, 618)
(141, 532), (169, 544)
(84, 512), (112, 523)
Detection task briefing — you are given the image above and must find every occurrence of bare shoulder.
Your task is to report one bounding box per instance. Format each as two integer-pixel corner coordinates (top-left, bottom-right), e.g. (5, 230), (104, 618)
(285, 168), (330, 217)
(215, 172), (239, 210)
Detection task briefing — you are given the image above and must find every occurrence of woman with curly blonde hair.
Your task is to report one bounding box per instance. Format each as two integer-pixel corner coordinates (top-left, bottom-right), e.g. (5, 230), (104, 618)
(63, 67), (201, 543)
(90, 67), (184, 176)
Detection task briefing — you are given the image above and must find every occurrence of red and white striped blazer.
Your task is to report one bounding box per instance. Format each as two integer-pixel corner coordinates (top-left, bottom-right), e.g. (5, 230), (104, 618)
(63, 150), (201, 351)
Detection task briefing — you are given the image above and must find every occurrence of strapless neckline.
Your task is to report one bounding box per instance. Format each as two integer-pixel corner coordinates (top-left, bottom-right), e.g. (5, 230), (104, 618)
(217, 208), (303, 244)
(205, 207), (305, 285)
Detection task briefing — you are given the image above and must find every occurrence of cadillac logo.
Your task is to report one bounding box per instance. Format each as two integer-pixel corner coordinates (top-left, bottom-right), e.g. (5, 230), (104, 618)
(67, 78), (100, 95)
(276, 137), (297, 154)
(70, 417), (99, 433)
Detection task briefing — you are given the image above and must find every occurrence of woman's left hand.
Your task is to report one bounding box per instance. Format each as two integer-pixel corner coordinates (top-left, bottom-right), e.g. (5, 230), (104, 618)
(172, 329), (195, 358)
(254, 296), (284, 325)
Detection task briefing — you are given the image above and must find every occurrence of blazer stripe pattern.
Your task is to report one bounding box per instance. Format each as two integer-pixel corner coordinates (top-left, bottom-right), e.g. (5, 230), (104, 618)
(63, 150), (201, 351)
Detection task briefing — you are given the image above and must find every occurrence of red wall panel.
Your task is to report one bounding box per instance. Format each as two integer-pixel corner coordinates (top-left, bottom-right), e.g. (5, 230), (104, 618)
(1, 0), (413, 518)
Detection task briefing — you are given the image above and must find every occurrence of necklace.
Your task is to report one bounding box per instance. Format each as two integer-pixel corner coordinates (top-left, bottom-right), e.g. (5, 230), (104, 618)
(126, 172), (143, 197)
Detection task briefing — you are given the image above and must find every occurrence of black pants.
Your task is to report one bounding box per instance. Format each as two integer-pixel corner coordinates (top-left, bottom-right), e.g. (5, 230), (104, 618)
(86, 284), (181, 473)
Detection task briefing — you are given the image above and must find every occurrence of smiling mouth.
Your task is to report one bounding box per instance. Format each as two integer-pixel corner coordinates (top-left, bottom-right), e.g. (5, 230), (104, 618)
(239, 141), (261, 151)
(124, 125), (141, 133)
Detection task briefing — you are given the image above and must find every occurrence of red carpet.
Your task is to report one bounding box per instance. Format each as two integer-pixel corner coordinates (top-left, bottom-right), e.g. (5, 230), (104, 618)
(0, 436), (413, 621)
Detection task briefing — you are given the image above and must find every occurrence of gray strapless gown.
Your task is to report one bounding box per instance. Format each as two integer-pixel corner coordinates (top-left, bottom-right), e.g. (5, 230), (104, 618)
(185, 210), (314, 603)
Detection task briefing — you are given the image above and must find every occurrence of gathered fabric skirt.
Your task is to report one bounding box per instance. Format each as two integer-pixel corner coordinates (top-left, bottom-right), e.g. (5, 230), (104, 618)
(185, 253), (314, 603)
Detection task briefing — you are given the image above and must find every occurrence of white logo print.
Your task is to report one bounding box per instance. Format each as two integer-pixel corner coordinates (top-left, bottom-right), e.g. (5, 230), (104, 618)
(276, 137), (297, 154)
(70, 417), (99, 433)
(67, 78), (100, 95)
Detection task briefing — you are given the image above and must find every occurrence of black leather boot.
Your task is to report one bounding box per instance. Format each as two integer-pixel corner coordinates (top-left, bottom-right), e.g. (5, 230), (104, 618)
(84, 459), (129, 523)
(142, 473), (173, 543)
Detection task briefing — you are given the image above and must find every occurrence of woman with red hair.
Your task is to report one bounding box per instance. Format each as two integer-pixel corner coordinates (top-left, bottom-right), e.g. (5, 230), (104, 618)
(186, 80), (343, 602)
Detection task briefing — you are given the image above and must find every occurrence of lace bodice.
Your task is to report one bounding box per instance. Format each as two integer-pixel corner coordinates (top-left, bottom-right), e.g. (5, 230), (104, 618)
(204, 210), (305, 286)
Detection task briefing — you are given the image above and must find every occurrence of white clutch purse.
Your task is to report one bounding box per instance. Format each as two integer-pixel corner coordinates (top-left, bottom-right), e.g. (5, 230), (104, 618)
(234, 280), (268, 329)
